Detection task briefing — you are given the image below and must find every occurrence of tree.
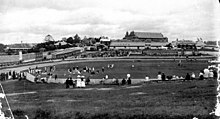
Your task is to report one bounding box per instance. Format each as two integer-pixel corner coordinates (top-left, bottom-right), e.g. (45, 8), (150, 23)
(130, 31), (135, 36)
(73, 34), (81, 43)
(91, 38), (96, 45)
(0, 43), (6, 52)
(125, 31), (129, 37)
(66, 37), (74, 44)
(44, 34), (54, 42)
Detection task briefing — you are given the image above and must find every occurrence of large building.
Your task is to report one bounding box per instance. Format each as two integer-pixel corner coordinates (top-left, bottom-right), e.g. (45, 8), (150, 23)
(110, 31), (168, 50)
(123, 31), (168, 42)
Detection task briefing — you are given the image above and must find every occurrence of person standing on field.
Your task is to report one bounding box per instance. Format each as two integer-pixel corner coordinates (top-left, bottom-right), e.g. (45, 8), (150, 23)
(161, 73), (166, 81)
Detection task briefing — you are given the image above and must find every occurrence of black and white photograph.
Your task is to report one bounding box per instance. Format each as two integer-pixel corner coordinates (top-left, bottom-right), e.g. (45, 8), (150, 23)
(0, 0), (219, 118)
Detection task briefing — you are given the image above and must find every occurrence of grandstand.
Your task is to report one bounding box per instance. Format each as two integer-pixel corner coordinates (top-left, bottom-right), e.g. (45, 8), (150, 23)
(51, 47), (84, 59)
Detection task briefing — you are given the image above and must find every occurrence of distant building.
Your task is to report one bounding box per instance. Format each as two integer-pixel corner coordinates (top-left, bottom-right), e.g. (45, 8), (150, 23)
(123, 31), (168, 42)
(6, 43), (33, 54)
(110, 41), (145, 50)
(203, 40), (219, 50)
(100, 37), (111, 46)
(195, 40), (205, 49)
(62, 37), (67, 41)
(109, 31), (168, 50)
(54, 41), (68, 46)
(172, 40), (196, 50)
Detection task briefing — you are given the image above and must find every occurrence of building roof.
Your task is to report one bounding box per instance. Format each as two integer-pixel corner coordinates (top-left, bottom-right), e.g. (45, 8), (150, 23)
(133, 32), (164, 39)
(150, 42), (169, 46)
(100, 38), (111, 42)
(54, 41), (68, 46)
(205, 41), (220, 46)
(7, 43), (32, 50)
(52, 47), (83, 55)
(110, 42), (145, 47)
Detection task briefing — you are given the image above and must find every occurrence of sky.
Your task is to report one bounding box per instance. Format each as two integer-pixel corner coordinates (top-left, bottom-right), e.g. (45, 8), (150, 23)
(0, 0), (219, 44)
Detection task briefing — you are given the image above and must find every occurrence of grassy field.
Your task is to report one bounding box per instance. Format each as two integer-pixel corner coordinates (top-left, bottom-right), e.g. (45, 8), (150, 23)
(39, 59), (210, 80)
(0, 59), (217, 119)
(1, 79), (217, 119)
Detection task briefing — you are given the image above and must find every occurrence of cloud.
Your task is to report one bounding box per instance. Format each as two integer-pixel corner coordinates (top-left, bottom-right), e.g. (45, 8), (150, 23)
(0, 0), (217, 44)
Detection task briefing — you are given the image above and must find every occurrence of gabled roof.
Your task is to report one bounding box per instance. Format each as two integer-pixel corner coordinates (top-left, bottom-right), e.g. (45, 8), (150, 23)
(54, 41), (68, 46)
(52, 47), (82, 55)
(7, 43), (32, 49)
(100, 38), (111, 42)
(133, 32), (164, 39)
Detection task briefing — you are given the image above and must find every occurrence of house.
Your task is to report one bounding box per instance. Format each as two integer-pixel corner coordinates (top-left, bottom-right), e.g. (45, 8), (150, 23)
(54, 41), (68, 46)
(100, 37), (111, 46)
(202, 41), (219, 51)
(172, 40), (196, 50)
(196, 40), (205, 49)
(6, 43), (33, 54)
(123, 31), (168, 42)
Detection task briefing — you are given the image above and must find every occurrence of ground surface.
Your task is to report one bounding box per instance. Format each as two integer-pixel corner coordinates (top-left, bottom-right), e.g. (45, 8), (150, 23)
(0, 79), (217, 119)
(0, 58), (217, 119)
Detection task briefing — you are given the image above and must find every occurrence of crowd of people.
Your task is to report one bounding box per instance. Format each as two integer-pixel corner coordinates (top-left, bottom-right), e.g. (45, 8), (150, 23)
(144, 67), (218, 82)
(100, 74), (132, 85)
(25, 59), (218, 89)
(0, 70), (25, 81)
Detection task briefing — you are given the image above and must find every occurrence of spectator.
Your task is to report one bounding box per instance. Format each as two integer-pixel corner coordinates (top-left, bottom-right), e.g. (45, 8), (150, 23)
(121, 78), (126, 85)
(203, 68), (209, 79)
(127, 77), (131, 85)
(162, 73), (166, 81)
(199, 71), (204, 80)
(54, 74), (57, 80)
(191, 72), (196, 80)
(178, 60), (182, 66)
(157, 72), (162, 80)
(112, 78), (116, 84)
(69, 77), (74, 88)
(115, 78), (119, 85)
(144, 75), (150, 83)
(65, 78), (70, 89)
(100, 77), (105, 84)
(102, 67), (105, 72)
(213, 70), (218, 78)
(208, 70), (214, 79)
(105, 75), (108, 80)
(185, 73), (191, 81)
(86, 77), (90, 85)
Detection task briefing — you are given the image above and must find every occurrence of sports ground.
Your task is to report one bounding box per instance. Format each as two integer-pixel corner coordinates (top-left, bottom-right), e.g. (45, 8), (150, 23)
(0, 58), (218, 119)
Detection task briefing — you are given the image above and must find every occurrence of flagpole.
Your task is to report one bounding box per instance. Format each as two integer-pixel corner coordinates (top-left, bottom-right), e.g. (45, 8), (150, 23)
(0, 83), (14, 119)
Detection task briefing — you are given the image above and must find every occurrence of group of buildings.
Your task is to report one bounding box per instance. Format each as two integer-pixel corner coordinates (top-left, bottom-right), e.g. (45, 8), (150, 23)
(5, 31), (219, 55)
(0, 31), (218, 66)
(100, 31), (217, 51)
(108, 31), (168, 50)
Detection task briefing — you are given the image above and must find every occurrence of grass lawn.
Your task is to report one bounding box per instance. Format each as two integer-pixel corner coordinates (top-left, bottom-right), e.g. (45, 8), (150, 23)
(38, 60), (210, 80)
(1, 78), (217, 119)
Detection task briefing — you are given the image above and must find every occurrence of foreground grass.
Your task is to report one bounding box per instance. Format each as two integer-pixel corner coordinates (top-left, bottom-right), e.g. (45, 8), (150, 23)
(0, 79), (217, 119)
